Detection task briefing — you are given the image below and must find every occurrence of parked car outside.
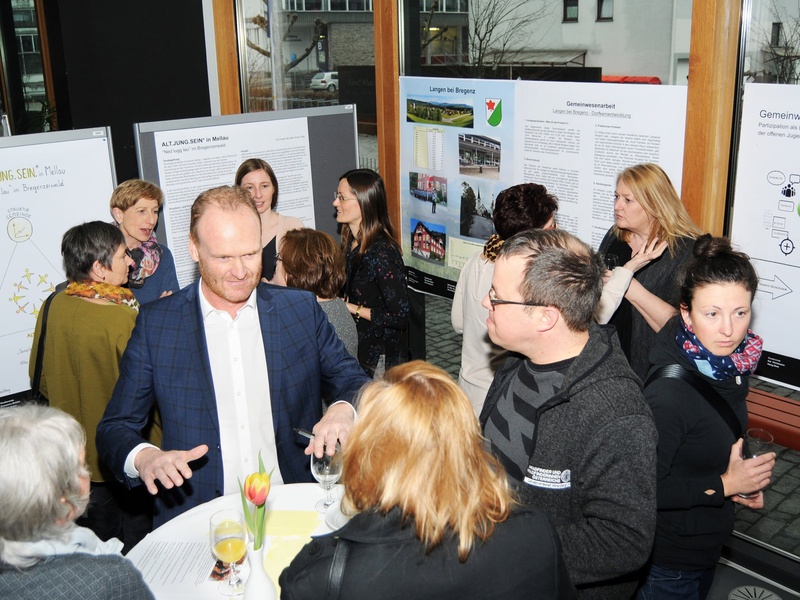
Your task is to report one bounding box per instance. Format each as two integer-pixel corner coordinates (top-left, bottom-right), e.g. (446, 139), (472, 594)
(310, 71), (338, 92)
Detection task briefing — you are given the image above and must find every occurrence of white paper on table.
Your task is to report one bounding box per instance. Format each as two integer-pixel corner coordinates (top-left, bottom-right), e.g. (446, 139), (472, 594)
(134, 541), (217, 594)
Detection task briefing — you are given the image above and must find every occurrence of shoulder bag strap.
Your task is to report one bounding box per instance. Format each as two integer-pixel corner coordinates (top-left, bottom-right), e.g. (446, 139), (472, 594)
(645, 364), (743, 439)
(325, 538), (350, 600)
(30, 290), (59, 398)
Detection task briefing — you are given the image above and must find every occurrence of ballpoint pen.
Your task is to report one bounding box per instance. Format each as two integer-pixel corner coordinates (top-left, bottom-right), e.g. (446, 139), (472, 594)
(294, 427), (341, 451)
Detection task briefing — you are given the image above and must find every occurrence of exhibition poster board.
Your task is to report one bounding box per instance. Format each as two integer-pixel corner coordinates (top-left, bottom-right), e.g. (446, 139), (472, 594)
(0, 128), (117, 403)
(398, 77), (688, 297)
(136, 106), (359, 288)
(731, 83), (800, 389)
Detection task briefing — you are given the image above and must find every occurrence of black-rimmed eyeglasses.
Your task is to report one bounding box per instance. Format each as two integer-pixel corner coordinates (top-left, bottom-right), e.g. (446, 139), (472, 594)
(333, 192), (356, 202)
(487, 287), (544, 308)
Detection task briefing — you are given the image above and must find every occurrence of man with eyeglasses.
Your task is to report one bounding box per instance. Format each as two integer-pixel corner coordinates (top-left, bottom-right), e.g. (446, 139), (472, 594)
(479, 229), (657, 600)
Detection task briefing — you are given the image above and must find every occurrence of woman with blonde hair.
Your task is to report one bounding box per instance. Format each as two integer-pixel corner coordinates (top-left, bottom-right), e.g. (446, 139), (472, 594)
(110, 179), (179, 304)
(280, 361), (574, 599)
(597, 163), (702, 379)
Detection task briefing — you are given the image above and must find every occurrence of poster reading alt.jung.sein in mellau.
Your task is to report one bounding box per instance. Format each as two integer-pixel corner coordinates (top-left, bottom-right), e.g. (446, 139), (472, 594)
(398, 76), (688, 298)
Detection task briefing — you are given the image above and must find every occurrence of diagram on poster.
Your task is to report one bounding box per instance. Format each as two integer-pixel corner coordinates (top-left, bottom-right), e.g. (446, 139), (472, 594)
(0, 130), (116, 401)
(399, 77), (687, 297)
(731, 83), (800, 389)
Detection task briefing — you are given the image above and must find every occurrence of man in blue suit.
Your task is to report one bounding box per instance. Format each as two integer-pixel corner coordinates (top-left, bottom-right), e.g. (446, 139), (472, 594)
(97, 186), (371, 526)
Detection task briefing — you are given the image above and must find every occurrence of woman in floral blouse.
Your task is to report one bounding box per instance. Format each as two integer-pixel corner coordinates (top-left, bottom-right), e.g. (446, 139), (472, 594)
(333, 169), (409, 377)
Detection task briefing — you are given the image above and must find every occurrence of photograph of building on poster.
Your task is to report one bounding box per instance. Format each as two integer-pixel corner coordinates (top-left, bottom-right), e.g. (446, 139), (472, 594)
(731, 83), (800, 389)
(410, 218), (447, 264)
(399, 76), (688, 297)
(458, 133), (501, 179)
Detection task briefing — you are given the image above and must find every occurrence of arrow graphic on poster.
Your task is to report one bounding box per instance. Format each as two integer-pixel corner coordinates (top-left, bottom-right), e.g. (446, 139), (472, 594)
(758, 274), (792, 300)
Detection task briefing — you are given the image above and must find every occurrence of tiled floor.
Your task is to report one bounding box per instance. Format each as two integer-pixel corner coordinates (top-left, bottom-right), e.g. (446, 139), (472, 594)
(422, 293), (800, 558)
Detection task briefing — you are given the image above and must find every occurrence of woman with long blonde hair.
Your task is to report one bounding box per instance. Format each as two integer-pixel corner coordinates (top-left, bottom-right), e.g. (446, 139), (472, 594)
(598, 163), (702, 379)
(280, 361), (574, 599)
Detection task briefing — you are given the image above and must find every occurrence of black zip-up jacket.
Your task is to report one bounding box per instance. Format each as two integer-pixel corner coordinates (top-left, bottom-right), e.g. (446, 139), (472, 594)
(480, 323), (658, 600)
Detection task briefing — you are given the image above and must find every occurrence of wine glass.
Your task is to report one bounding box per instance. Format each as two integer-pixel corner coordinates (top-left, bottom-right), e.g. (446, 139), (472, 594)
(738, 428), (774, 499)
(210, 509), (246, 595)
(311, 449), (343, 512)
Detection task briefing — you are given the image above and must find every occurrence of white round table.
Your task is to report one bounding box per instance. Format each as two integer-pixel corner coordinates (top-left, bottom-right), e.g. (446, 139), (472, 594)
(127, 483), (338, 599)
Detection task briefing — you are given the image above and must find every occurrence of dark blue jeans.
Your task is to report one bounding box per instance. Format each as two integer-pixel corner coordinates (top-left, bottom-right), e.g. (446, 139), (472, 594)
(636, 563), (716, 600)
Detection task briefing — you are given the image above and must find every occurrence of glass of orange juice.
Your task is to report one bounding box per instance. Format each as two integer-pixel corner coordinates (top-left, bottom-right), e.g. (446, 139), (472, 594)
(210, 509), (246, 595)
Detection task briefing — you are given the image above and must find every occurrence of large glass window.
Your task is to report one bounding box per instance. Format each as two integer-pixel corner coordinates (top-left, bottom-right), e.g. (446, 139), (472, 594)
(730, 0), (800, 566)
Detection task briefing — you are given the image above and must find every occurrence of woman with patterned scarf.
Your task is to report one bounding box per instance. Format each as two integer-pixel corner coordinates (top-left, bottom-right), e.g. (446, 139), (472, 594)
(451, 183), (558, 415)
(29, 221), (159, 554)
(636, 235), (776, 600)
(110, 179), (179, 304)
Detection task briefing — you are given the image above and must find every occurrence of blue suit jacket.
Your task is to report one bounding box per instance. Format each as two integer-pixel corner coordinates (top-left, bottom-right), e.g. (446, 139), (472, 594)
(97, 281), (370, 526)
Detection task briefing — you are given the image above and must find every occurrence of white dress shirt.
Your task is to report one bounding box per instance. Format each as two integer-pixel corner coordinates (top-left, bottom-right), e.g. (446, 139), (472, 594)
(125, 286), (284, 489)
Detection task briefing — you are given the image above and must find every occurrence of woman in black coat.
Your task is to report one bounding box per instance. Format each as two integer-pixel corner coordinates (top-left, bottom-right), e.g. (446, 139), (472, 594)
(636, 235), (776, 600)
(280, 361), (576, 600)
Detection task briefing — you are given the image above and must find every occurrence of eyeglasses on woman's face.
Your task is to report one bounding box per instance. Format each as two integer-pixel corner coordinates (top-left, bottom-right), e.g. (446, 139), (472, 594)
(333, 192), (357, 203)
(487, 287), (545, 308)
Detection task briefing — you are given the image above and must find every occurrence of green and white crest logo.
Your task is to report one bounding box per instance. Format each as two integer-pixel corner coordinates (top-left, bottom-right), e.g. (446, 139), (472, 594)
(485, 98), (502, 127)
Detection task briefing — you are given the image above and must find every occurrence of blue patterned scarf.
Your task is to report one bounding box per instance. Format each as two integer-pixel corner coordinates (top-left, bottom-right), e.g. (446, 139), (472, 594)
(675, 317), (763, 380)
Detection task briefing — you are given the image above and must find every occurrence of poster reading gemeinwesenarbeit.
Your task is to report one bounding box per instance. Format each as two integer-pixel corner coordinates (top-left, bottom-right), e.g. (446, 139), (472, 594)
(398, 77), (688, 298)
(731, 83), (800, 390)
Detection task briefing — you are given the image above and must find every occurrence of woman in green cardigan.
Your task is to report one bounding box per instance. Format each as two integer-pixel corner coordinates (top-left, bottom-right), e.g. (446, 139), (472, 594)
(29, 221), (156, 553)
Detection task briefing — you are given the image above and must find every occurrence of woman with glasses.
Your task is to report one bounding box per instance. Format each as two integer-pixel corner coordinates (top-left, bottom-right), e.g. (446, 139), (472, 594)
(280, 361), (575, 599)
(235, 158), (303, 282)
(333, 169), (409, 377)
(29, 221), (158, 553)
(451, 183), (558, 414)
(597, 163), (702, 380)
(110, 179), (179, 304)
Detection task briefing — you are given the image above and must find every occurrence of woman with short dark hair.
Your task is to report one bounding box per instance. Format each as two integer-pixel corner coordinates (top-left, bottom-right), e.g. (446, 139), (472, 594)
(0, 404), (153, 599)
(29, 221), (156, 552)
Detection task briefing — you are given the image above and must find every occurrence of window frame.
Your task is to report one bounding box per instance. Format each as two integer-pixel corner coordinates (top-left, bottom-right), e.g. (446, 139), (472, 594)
(597, 0), (613, 22)
(564, 0), (578, 22)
